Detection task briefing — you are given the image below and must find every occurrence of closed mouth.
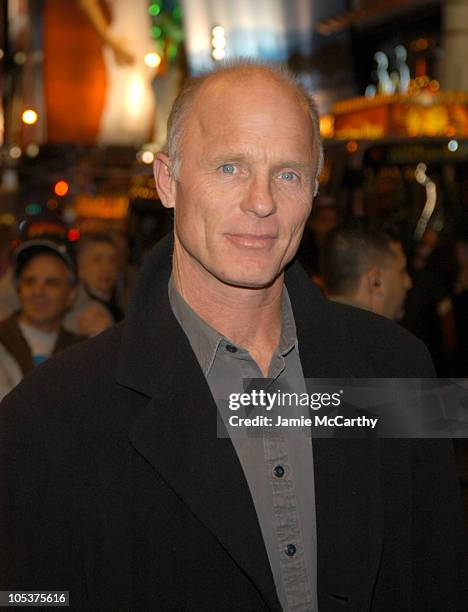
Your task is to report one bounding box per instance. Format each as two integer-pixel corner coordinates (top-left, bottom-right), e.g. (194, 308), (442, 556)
(225, 233), (277, 249)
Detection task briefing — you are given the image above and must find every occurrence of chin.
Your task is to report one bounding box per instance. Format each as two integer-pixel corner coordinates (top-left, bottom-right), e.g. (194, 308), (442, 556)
(216, 266), (280, 289)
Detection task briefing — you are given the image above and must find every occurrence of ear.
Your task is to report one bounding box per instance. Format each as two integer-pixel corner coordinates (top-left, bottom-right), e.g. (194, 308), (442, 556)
(365, 266), (384, 297)
(154, 153), (176, 210)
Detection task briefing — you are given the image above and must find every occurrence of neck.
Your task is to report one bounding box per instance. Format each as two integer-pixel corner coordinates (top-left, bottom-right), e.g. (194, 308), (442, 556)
(19, 313), (60, 334)
(172, 244), (283, 376)
(329, 294), (371, 313)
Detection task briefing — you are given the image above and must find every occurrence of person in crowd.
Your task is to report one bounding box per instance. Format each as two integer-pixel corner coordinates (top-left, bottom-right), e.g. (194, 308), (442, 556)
(1, 61), (466, 610)
(64, 233), (123, 336)
(321, 219), (412, 321)
(0, 215), (70, 321)
(402, 228), (457, 376)
(0, 219), (14, 283)
(0, 219), (17, 321)
(0, 240), (83, 401)
(110, 230), (137, 311)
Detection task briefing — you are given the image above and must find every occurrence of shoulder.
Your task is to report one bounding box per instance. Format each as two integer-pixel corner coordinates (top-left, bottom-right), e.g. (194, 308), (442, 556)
(1, 323), (125, 420)
(287, 262), (435, 377)
(0, 313), (18, 333)
(42, 321), (123, 386)
(325, 300), (435, 377)
(58, 326), (87, 346)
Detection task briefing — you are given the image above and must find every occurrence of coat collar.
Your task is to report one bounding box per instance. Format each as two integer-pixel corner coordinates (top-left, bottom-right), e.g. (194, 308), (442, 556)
(115, 232), (374, 395)
(116, 233), (382, 610)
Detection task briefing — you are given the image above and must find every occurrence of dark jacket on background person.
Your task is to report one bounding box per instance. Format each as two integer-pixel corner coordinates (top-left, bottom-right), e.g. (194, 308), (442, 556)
(0, 313), (82, 376)
(1, 234), (466, 611)
(0, 313), (83, 400)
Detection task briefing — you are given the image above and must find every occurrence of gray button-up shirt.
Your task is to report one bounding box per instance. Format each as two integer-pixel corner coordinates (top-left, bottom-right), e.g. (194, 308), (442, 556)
(169, 277), (318, 611)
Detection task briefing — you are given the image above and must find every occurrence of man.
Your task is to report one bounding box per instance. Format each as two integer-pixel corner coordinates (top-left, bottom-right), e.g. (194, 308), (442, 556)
(1, 62), (466, 610)
(63, 234), (122, 336)
(321, 220), (412, 320)
(0, 240), (82, 400)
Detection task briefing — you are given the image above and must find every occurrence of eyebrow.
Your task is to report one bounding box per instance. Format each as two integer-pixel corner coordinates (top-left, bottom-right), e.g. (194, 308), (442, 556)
(273, 161), (312, 174)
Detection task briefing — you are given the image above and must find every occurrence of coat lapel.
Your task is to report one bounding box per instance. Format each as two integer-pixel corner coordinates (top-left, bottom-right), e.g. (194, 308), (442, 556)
(287, 264), (384, 609)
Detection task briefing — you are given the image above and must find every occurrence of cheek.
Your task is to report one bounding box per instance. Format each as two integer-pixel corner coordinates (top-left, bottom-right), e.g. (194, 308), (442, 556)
(18, 287), (32, 301)
(52, 290), (69, 306)
(176, 187), (227, 238)
(281, 200), (311, 237)
(388, 277), (402, 300)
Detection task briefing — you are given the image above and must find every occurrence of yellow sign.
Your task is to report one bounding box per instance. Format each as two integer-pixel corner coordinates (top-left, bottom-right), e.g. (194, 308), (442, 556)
(326, 91), (468, 140)
(75, 195), (129, 219)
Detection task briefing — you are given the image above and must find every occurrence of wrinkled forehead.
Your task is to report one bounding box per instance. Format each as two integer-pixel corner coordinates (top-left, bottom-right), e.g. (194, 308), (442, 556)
(80, 241), (117, 260)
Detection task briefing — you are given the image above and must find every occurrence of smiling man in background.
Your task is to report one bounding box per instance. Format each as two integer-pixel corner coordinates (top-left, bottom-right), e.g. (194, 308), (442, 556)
(0, 240), (82, 400)
(1, 62), (466, 611)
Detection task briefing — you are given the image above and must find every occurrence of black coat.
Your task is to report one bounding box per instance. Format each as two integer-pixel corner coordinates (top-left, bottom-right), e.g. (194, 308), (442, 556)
(1, 235), (467, 611)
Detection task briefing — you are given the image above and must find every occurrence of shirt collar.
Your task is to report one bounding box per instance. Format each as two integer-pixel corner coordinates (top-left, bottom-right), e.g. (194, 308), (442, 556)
(168, 276), (298, 376)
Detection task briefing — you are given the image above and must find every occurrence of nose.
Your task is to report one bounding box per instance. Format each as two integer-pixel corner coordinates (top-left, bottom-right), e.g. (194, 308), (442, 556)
(31, 281), (46, 296)
(241, 175), (276, 218)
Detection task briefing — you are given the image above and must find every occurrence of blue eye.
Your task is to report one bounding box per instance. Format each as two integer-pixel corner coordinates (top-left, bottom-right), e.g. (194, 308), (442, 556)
(220, 164), (235, 174)
(279, 171), (297, 181)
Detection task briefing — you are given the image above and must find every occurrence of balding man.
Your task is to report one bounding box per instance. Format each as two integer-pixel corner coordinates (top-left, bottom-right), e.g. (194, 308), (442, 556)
(1, 62), (466, 611)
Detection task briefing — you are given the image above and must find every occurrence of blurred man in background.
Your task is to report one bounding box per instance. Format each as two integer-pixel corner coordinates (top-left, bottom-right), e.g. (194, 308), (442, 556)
(321, 219), (412, 320)
(64, 234), (123, 336)
(0, 240), (83, 400)
(0, 217), (18, 321)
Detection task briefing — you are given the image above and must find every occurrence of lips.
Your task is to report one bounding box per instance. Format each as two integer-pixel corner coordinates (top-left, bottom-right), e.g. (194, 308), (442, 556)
(225, 233), (277, 249)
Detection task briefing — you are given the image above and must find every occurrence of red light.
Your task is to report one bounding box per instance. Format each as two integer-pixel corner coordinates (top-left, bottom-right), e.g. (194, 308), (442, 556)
(54, 180), (69, 197)
(67, 228), (80, 242)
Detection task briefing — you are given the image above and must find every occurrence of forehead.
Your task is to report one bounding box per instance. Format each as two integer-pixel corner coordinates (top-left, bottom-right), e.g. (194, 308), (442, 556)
(20, 253), (69, 278)
(183, 71), (314, 161)
(81, 242), (116, 258)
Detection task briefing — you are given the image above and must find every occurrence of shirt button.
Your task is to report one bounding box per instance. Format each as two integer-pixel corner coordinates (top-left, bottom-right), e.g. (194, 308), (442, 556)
(225, 344), (237, 353)
(273, 465), (285, 478)
(285, 544), (297, 557)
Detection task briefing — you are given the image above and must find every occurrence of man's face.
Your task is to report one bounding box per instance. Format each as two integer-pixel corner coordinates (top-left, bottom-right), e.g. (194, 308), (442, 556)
(18, 254), (75, 329)
(78, 242), (119, 295)
(379, 241), (412, 320)
(160, 73), (316, 289)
